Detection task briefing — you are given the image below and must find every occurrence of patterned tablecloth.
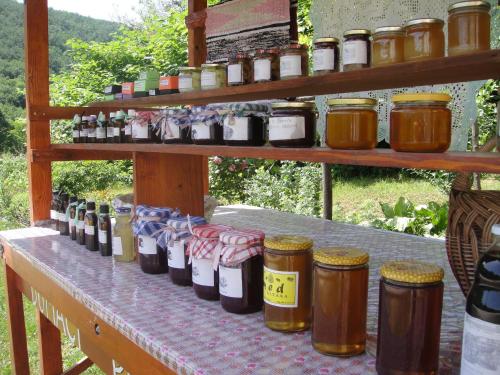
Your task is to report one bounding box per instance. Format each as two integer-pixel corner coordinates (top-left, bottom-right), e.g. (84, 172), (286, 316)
(0, 205), (464, 374)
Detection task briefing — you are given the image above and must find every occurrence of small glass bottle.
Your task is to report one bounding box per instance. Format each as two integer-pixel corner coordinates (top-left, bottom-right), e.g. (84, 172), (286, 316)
(372, 26), (405, 67)
(404, 18), (445, 62)
(376, 260), (444, 375)
(253, 48), (280, 82)
(279, 44), (309, 80)
(269, 102), (316, 148)
(68, 196), (78, 241)
(263, 235), (313, 332)
(84, 201), (98, 251)
(76, 199), (86, 245)
(124, 110), (134, 143)
(72, 114), (81, 143)
(95, 112), (107, 143)
(312, 248), (369, 356)
(79, 116), (89, 143)
(178, 67), (201, 92)
(98, 204), (112, 257)
(343, 29), (372, 71)
(114, 110), (126, 143)
(313, 37), (340, 75)
(112, 207), (135, 263)
(86, 115), (97, 143)
(227, 53), (252, 86)
(57, 193), (70, 236)
(107, 112), (115, 143)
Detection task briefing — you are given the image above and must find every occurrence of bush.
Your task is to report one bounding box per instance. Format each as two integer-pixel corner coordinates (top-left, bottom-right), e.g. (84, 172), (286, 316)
(0, 154), (29, 229)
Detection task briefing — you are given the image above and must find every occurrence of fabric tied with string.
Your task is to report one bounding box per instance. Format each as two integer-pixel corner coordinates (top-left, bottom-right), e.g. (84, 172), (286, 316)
(133, 205), (178, 236)
(187, 223), (233, 263)
(212, 229), (265, 269)
(156, 215), (207, 250)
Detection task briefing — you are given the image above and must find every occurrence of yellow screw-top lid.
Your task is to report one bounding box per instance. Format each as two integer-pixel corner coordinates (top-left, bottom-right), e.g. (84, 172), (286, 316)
(314, 247), (369, 266)
(392, 93), (451, 103)
(264, 235), (313, 251)
(380, 260), (444, 284)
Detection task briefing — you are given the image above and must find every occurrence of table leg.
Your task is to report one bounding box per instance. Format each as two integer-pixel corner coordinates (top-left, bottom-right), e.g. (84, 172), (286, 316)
(3, 262), (30, 375)
(37, 310), (63, 375)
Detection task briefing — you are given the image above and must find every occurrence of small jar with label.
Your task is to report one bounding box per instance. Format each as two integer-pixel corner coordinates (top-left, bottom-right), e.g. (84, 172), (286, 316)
(227, 53), (252, 86)
(75, 199), (86, 245)
(223, 103), (267, 146)
(190, 108), (224, 145)
(178, 67), (201, 92)
(123, 110), (134, 143)
(86, 115), (97, 143)
(312, 248), (369, 356)
(79, 116), (89, 143)
(390, 93), (451, 152)
(201, 64), (226, 90)
(132, 111), (152, 143)
(218, 229), (265, 314)
(164, 109), (192, 144)
(263, 235), (313, 332)
(372, 26), (405, 67)
(112, 207), (135, 263)
(376, 260), (444, 375)
(187, 224), (233, 300)
(68, 196), (78, 241)
(280, 44), (309, 80)
(95, 112), (107, 143)
(114, 110), (126, 143)
(404, 18), (445, 62)
(72, 114), (81, 143)
(326, 98), (378, 150)
(253, 48), (280, 83)
(107, 112), (115, 143)
(98, 204), (112, 257)
(313, 37), (340, 75)
(269, 102), (316, 148)
(84, 201), (98, 251)
(343, 29), (372, 71)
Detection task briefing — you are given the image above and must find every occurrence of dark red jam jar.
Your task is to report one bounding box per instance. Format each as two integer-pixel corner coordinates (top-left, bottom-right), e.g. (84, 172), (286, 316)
(269, 102), (316, 148)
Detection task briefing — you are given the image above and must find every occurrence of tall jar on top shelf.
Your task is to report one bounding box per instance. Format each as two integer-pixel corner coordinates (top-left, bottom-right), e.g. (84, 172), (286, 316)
(372, 26), (405, 67)
(253, 48), (280, 83)
(279, 44), (309, 80)
(342, 29), (371, 71)
(313, 37), (339, 75)
(404, 18), (445, 62)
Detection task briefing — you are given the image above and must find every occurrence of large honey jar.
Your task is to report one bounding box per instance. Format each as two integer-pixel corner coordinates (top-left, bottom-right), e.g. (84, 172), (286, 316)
(372, 26), (405, 67)
(404, 18), (445, 62)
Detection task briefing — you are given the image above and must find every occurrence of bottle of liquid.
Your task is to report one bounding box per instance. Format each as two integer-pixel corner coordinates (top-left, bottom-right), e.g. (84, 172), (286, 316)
(96, 112), (107, 144)
(57, 193), (70, 235)
(68, 196), (78, 241)
(461, 224), (500, 374)
(50, 190), (60, 230)
(124, 110), (135, 143)
(98, 204), (112, 256)
(107, 112), (116, 143)
(80, 116), (89, 143)
(114, 110), (126, 143)
(113, 207), (135, 262)
(76, 199), (86, 245)
(72, 114), (81, 143)
(85, 201), (98, 251)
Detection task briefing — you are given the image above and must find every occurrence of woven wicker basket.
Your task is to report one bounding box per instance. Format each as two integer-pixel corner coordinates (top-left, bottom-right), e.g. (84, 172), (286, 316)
(446, 138), (500, 296)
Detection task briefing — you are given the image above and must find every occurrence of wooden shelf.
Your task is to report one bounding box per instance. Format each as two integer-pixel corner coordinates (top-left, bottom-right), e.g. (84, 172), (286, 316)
(32, 143), (500, 173)
(84, 50), (500, 109)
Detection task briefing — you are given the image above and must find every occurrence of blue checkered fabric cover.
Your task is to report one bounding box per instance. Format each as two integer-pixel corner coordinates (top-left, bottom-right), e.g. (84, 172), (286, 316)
(135, 205), (175, 219)
(135, 220), (166, 238)
(133, 205), (179, 236)
(157, 216), (207, 249)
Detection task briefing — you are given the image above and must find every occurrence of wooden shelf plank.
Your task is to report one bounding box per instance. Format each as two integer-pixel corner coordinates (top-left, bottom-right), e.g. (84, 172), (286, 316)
(38, 144), (500, 173)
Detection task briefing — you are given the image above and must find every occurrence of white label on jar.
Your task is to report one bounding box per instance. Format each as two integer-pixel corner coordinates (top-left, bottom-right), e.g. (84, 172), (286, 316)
(98, 229), (108, 244)
(72, 130), (80, 138)
(106, 126), (114, 138)
(219, 265), (243, 298)
(112, 237), (123, 255)
(461, 312), (500, 375)
(138, 235), (157, 255)
(80, 128), (88, 137)
(87, 128), (96, 138)
(84, 225), (95, 236)
(313, 48), (335, 71)
(132, 122), (149, 139)
(125, 124), (131, 136)
(59, 213), (68, 222)
(50, 210), (57, 220)
(269, 116), (305, 141)
(179, 76), (193, 90)
(201, 71), (216, 88)
(77, 220), (85, 230)
(113, 127), (120, 136)
(280, 54), (302, 78)
(343, 40), (368, 65)
(191, 122), (211, 140)
(164, 120), (180, 140)
(223, 117), (249, 141)
(167, 240), (185, 269)
(227, 63), (242, 84)
(69, 223), (74, 234)
(192, 258), (214, 286)
(254, 59), (271, 81)
(96, 128), (106, 139)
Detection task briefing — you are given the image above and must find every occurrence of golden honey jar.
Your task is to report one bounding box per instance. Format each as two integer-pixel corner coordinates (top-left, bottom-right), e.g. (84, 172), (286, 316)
(404, 18), (445, 62)
(372, 26), (405, 67)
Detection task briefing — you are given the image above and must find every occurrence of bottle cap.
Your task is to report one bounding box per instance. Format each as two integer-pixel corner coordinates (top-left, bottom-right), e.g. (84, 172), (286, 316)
(380, 260), (444, 284)
(99, 204), (110, 214)
(264, 235), (313, 251)
(86, 201), (96, 211)
(314, 247), (369, 266)
(491, 224), (500, 236)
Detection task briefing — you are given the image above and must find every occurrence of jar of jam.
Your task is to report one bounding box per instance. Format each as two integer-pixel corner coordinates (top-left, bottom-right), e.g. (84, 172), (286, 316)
(448, 1), (491, 56)
(164, 109), (192, 144)
(312, 248), (369, 356)
(201, 64), (226, 90)
(84, 201), (98, 252)
(190, 107), (224, 145)
(390, 93), (451, 152)
(68, 196), (78, 241)
(95, 112), (107, 143)
(178, 67), (201, 92)
(313, 37), (340, 75)
(223, 103), (267, 146)
(107, 112), (115, 143)
(187, 224), (233, 301)
(376, 260), (444, 375)
(269, 102), (316, 148)
(218, 229), (265, 314)
(253, 48), (279, 83)
(75, 199), (86, 245)
(227, 53), (252, 86)
(132, 111), (152, 143)
(279, 44), (309, 80)
(326, 98), (378, 150)
(404, 18), (445, 62)
(343, 29), (371, 71)
(123, 110), (134, 143)
(98, 204), (112, 256)
(112, 207), (135, 263)
(263, 235), (313, 332)
(86, 115), (97, 143)
(372, 26), (405, 67)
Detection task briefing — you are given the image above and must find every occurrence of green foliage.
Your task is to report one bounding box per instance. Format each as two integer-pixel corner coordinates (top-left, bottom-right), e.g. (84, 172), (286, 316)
(0, 154), (29, 229)
(475, 79), (499, 147)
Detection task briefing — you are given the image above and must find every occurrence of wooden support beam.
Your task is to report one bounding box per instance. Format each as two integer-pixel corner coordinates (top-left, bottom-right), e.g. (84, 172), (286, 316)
(62, 357), (94, 375)
(29, 148), (132, 162)
(37, 311), (63, 375)
(187, 0), (207, 67)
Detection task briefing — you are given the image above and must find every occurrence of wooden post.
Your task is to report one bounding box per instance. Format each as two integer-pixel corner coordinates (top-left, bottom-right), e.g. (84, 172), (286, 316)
(37, 311), (63, 375)
(24, 0), (52, 224)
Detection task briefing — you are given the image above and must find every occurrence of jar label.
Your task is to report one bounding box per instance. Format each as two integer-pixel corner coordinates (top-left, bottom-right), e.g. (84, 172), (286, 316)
(132, 122), (149, 139)
(96, 128), (106, 139)
(77, 220), (85, 230)
(254, 59), (271, 81)
(98, 229), (107, 244)
(313, 48), (335, 71)
(461, 312), (500, 375)
(107, 126), (114, 138)
(223, 117), (249, 141)
(343, 40), (368, 65)
(164, 120), (181, 140)
(124, 124), (131, 136)
(219, 265), (243, 298)
(84, 224), (95, 236)
(72, 130), (80, 138)
(58, 213), (68, 223)
(192, 258), (214, 287)
(112, 237), (123, 255)
(50, 209), (57, 220)
(263, 266), (299, 308)
(179, 76), (193, 90)
(191, 122), (211, 140)
(80, 129), (88, 137)
(167, 240), (185, 269)
(87, 128), (96, 138)
(201, 71), (216, 88)
(227, 63), (243, 84)
(138, 235), (157, 255)
(268, 116), (305, 141)
(69, 223), (74, 234)
(113, 127), (120, 137)
(280, 54), (302, 78)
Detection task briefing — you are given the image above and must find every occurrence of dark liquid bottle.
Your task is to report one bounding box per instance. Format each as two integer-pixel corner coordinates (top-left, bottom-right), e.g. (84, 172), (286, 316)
(50, 190), (60, 231)
(58, 193), (70, 235)
(87, 115), (97, 143)
(124, 110), (134, 143)
(68, 196), (78, 241)
(79, 117), (89, 143)
(72, 114), (81, 143)
(107, 112), (115, 143)
(95, 112), (107, 144)
(114, 110), (125, 143)
(461, 225), (500, 374)
(98, 204), (112, 256)
(84, 201), (98, 251)
(76, 200), (86, 245)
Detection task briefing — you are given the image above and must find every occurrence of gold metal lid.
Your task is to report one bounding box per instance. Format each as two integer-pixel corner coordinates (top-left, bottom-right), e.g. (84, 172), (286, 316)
(448, 1), (491, 11)
(264, 235), (313, 251)
(201, 63), (226, 68)
(327, 98), (377, 106)
(373, 26), (405, 34)
(179, 66), (201, 72)
(405, 18), (445, 27)
(392, 93), (451, 103)
(314, 37), (340, 44)
(380, 260), (444, 284)
(314, 247), (369, 266)
(272, 101), (315, 109)
(283, 44), (309, 50)
(344, 29), (372, 37)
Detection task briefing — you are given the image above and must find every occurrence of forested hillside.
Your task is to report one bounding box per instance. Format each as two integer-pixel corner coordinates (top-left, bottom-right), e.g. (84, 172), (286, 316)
(0, 0), (119, 152)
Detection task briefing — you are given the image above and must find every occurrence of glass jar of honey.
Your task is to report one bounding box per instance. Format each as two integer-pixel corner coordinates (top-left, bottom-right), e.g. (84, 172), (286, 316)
(227, 53), (252, 86)
(343, 29), (371, 71)
(390, 93), (452, 152)
(313, 37), (339, 75)
(404, 18), (445, 62)
(372, 26), (405, 67)
(269, 102), (317, 148)
(279, 44), (309, 80)
(312, 248), (369, 356)
(448, 1), (491, 56)
(263, 235), (313, 332)
(326, 98), (378, 150)
(253, 48), (280, 83)
(376, 260), (444, 375)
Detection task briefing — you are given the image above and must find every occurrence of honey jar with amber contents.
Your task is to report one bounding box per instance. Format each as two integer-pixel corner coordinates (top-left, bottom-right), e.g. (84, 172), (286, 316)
(263, 235), (313, 332)
(372, 26), (405, 67)
(404, 18), (445, 62)
(312, 248), (369, 356)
